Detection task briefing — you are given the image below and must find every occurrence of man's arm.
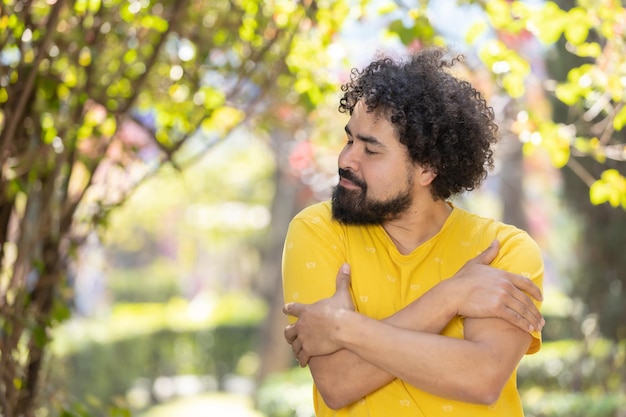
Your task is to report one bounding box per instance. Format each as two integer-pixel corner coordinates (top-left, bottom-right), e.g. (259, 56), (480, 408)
(284, 241), (544, 409)
(286, 263), (459, 409)
(331, 308), (531, 404)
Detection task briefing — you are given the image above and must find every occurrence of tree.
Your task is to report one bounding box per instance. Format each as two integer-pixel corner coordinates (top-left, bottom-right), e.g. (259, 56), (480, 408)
(467, 0), (626, 339)
(375, 0), (625, 338)
(0, 0), (349, 415)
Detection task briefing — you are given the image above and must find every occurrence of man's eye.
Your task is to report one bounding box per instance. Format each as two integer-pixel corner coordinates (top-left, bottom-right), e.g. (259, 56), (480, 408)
(365, 148), (377, 155)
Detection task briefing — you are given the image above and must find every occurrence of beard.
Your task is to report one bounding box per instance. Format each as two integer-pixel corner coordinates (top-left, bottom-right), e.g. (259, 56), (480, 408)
(331, 168), (414, 225)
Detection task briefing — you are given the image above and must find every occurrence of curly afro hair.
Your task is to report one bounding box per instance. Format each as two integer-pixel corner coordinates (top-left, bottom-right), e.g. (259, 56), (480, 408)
(338, 47), (499, 201)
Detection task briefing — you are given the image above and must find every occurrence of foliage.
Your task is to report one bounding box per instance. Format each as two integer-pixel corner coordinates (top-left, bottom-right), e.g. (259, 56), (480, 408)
(375, 0), (626, 339)
(482, 0), (626, 209)
(0, 0), (351, 415)
(46, 294), (266, 416)
(520, 391), (625, 417)
(106, 261), (181, 304)
(256, 367), (314, 417)
(100, 134), (277, 307)
(380, 0), (626, 209)
(256, 338), (626, 417)
(1, 0), (625, 415)
(519, 338), (625, 391)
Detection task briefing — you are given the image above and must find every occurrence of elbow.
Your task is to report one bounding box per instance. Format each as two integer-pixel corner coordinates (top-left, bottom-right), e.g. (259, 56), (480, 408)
(318, 388), (353, 410)
(317, 384), (362, 410)
(466, 373), (506, 405)
(473, 387), (502, 406)
(324, 398), (347, 411)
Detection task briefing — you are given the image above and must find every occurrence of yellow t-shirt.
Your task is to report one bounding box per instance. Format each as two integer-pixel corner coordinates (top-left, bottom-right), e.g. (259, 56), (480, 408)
(282, 201), (543, 417)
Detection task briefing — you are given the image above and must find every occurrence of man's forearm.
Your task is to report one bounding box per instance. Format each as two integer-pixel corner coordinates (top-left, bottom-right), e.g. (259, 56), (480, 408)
(336, 311), (532, 404)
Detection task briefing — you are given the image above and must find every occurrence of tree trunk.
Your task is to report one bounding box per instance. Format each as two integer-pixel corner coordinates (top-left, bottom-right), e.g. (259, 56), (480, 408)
(255, 134), (310, 385)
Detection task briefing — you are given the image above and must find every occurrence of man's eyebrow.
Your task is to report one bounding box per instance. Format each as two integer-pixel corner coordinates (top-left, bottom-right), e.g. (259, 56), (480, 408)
(344, 125), (386, 148)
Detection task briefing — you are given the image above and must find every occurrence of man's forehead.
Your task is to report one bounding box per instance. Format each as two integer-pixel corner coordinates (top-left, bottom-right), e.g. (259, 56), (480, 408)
(353, 100), (390, 119)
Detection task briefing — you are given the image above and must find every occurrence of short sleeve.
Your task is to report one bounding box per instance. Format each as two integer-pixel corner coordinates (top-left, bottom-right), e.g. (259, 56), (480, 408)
(494, 229), (544, 355)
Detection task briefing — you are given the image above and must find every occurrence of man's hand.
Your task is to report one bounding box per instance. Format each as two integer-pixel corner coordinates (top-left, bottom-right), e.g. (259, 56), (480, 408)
(283, 263), (355, 367)
(447, 240), (545, 332)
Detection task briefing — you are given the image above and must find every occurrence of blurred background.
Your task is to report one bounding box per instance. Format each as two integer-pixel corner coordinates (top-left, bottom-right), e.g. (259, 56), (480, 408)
(0, 0), (625, 416)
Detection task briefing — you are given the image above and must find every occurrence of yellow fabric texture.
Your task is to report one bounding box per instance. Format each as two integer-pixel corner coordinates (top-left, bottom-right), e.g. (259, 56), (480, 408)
(282, 201), (543, 417)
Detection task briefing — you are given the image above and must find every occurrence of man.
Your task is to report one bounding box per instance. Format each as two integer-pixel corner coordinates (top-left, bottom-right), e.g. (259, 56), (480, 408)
(281, 47), (544, 417)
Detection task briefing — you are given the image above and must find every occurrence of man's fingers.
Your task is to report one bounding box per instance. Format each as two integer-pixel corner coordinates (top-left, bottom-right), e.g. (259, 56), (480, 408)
(509, 273), (543, 302)
(283, 302), (304, 317)
(494, 282), (544, 332)
(502, 307), (533, 333)
(284, 324), (297, 344)
(289, 335), (308, 367)
(472, 240), (500, 266)
(297, 348), (311, 367)
(511, 286), (544, 324)
(291, 336), (302, 356)
(504, 305), (544, 333)
(503, 296), (544, 333)
(504, 273), (545, 330)
(335, 263), (351, 293)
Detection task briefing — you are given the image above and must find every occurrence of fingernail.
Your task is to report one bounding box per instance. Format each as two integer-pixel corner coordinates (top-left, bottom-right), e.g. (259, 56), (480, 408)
(341, 263), (351, 274)
(529, 324), (535, 332)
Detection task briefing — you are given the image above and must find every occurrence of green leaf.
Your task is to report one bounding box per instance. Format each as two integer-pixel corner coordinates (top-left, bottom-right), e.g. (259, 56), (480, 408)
(2, 316), (13, 336)
(589, 169), (626, 208)
(108, 407), (132, 417)
(613, 106), (626, 131)
(573, 42), (601, 58)
(465, 21), (487, 45)
(32, 325), (49, 348)
(388, 19), (413, 45)
(564, 8), (590, 45)
(201, 106), (245, 136)
(537, 121), (571, 168)
(141, 15), (169, 32)
(530, 1), (566, 44)
(74, 0), (88, 15)
(99, 116), (117, 137)
(88, 0), (101, 13)
(502, 72), (526, 99)
(555, 82), (582, 106)
(52, 301), (72, 324)
(486, 0), (512, 29)
(573, 136), (599, 155)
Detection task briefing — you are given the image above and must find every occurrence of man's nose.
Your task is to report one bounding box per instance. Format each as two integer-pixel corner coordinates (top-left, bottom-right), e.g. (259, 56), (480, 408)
(338, 145), (359, 171)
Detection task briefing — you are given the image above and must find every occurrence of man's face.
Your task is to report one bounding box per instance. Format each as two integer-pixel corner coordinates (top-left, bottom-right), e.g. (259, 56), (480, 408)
(332, 102), (416, 225)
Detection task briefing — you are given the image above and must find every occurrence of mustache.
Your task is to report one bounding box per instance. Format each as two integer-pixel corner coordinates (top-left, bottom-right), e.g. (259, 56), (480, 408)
(338, 168), (366, 189)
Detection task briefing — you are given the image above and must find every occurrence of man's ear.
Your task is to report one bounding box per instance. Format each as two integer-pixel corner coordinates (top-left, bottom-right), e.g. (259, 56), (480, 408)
(418, 166), (438, 186)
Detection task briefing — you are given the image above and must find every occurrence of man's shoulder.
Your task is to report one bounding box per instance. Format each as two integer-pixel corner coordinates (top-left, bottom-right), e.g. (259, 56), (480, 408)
(292, 200), (333, 222)
(454, 205), (531, 238)
(451, 205), (541, 257)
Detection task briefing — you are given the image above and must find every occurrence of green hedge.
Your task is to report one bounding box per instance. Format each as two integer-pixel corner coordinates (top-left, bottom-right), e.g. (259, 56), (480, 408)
(44, 294), (266, 416)
(256, 339), (626, 417)
(518, 338), (626, 392)
(46, 324), (259, 415)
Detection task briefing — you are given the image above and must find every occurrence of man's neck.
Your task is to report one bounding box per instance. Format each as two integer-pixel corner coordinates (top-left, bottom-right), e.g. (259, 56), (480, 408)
(382, 200), (452, 255)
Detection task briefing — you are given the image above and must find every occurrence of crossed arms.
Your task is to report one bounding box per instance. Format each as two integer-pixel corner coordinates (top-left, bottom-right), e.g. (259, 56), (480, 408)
(283, 240), (544, 409)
